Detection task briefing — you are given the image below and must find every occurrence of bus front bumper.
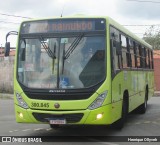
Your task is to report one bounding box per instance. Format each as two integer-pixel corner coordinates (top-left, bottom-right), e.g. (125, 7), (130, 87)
(15, 104), (112, 125)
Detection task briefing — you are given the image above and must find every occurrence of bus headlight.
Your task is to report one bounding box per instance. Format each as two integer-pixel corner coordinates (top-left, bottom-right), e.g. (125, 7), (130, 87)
(88, 91), (107, 110)
(16, 93), (29, 109)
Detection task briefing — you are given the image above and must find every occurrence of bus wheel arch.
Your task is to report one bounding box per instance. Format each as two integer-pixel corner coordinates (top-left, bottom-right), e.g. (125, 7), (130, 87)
(137, 86), (148, 114)
(112, 90), (129, 130)
(146, 85), (149, 101)
(123, 90), (129, 111)
(122, 90), (129, 121)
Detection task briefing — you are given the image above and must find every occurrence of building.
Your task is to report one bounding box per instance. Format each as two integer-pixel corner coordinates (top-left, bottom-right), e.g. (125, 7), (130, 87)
(0, 47), (16, 57)
(0, 47), (16, 93)
(153, 50), (160, 91)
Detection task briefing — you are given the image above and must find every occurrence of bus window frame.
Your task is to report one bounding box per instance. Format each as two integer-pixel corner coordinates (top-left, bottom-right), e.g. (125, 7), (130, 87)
(109, 25), (153, 71)
(120, 34), (129, 69)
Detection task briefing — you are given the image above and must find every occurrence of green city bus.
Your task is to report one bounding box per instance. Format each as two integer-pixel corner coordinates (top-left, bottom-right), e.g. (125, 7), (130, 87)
(5, 16), (154, 129)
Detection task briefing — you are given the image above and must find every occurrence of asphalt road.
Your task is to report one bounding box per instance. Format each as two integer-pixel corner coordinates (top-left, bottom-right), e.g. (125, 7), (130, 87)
(0, 97), (160, 145)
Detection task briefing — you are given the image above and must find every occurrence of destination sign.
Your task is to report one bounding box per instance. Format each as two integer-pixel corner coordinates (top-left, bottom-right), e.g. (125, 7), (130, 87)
(20, 19), (105, 34)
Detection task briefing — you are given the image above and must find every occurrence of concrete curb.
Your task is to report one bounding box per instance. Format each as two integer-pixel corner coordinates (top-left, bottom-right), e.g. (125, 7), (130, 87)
(154, 92), (160, 97)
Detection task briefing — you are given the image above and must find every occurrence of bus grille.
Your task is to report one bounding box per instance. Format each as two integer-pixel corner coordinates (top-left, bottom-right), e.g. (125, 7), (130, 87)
(32, 113), (84, 123)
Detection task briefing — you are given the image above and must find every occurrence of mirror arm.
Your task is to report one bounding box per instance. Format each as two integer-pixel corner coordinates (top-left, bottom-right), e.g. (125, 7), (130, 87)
(5, 31), (18, 57)
(6, 31), (18, 43)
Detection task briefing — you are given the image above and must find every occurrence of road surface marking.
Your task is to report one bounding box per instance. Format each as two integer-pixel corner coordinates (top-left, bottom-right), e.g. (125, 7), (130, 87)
(135, 122), (141, 124)
(143, 121), (151, 124)
(34, 128), (44, 131)
(9, 130), (18, 133)
(126, 123), (132, 125)
(22, 129), (31, 132)
(46, 128), (52, 131)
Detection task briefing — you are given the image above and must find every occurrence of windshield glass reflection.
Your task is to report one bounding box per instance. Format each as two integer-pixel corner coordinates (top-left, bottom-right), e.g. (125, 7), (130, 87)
(18, 36), (106, 89)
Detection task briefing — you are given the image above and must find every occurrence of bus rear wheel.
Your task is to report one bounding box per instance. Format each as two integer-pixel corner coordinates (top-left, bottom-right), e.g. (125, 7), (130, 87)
(137, 89), (148, 114)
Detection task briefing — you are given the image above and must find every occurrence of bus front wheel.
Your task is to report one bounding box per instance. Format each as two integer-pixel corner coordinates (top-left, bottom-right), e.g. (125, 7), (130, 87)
(112, 96), (128, 130)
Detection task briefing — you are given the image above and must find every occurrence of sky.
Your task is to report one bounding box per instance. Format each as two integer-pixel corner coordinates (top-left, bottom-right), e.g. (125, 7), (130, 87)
(1, 0), (160, 47)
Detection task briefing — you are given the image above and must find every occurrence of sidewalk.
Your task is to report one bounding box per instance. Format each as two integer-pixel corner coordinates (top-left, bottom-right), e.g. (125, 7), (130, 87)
(154, 91), (160, 97)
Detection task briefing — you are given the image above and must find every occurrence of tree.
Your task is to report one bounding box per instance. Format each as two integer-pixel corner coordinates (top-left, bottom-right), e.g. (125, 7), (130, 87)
(143, 25), (160, 50)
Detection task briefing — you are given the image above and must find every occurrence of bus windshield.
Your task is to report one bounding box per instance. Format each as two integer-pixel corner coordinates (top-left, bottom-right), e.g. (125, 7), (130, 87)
(17, 35), (105, 89)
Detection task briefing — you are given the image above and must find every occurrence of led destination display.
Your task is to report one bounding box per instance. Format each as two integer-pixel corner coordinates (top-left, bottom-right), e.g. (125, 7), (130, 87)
(21, 19), (105, 34)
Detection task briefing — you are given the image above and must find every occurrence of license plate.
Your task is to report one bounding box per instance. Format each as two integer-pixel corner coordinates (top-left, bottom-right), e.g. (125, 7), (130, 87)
(49, 119), (66, 125)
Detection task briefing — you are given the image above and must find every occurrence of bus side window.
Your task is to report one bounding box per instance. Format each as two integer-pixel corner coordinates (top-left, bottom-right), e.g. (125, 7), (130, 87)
(139, 45), (143, 68)
(148, 50), (151, 69)
(141, 46), (145, 68)
(135, 43), (140, 68)
(133, 41), (137, 68)
(129, 39), (135, 68)
(145, 48), (149, 69)
(121, 34), (128, 69)
(150, 50), (152, 69)
(126, 38), (131, 67)
(151, 51), (154, 69)
(110, 26), (121, 73)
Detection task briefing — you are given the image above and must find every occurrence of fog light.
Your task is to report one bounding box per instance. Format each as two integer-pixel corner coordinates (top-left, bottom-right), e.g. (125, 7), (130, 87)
(96, 113), (103, 119)
(18, 112), (23, 119)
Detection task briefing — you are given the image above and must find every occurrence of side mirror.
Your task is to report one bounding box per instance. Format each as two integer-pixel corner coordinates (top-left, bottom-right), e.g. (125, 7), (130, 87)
(4, 31), (18, 57)
(4, 42), (10, 57)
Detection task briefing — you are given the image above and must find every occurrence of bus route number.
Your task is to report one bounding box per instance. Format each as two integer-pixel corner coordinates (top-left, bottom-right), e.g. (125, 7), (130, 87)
(31, 102), (49, 108)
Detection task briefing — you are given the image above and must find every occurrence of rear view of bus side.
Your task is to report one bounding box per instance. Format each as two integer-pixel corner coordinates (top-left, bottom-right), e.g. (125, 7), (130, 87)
(12, 16), (154, 129)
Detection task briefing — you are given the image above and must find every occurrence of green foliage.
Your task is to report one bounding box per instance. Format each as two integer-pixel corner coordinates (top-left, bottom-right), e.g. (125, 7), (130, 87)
(143, 25), (160, 50)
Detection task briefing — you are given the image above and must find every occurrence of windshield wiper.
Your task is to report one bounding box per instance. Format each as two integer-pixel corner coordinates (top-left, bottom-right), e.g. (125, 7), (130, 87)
(62, 43), (65, 74)
(64, 33), (84, 59)
(39, 36), (56, 59)
(61, 33), (84, 74)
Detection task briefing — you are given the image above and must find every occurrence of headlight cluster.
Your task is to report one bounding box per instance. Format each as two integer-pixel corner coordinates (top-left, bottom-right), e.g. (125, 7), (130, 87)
(88, 91), (107, 110)
(16, 93), (29, 109)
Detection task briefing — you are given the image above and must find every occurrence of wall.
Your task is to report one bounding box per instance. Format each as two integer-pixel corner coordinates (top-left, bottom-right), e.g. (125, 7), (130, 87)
(0, 56), (14, 93)
(154, 58), (160, 91)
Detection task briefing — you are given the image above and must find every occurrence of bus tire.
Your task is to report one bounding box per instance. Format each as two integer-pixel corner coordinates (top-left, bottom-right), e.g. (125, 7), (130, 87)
(112, 95), (128, 130)
(138, 89), (148, 114)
